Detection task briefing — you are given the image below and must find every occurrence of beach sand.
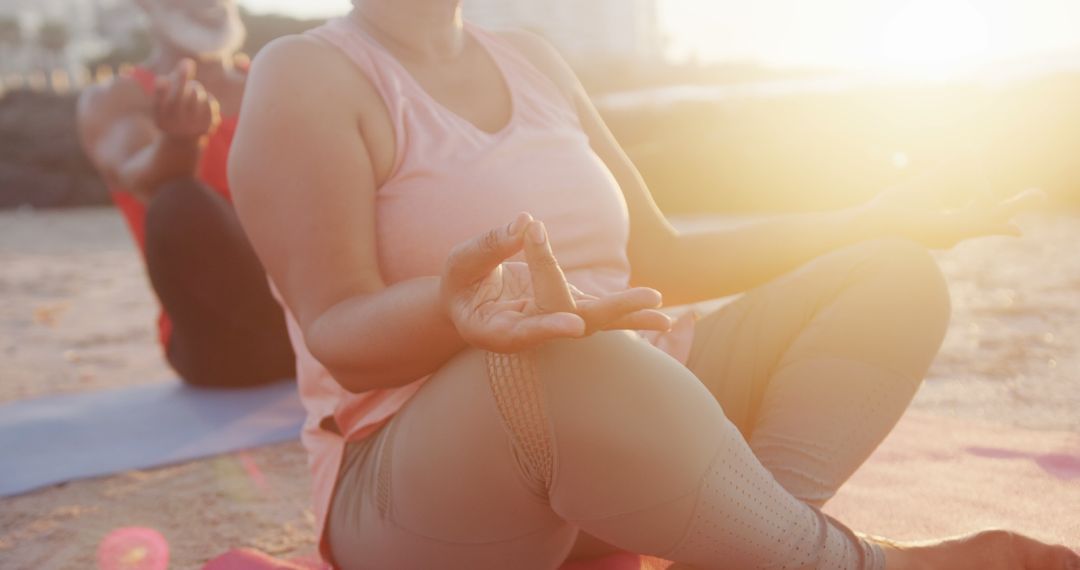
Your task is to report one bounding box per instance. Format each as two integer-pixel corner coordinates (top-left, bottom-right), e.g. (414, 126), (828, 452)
(1, 207), (1077, 568)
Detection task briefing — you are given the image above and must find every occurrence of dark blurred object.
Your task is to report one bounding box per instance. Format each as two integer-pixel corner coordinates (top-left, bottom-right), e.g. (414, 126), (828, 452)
(0, 90), (109, 209)
(38, 21), (70, 63)
(0, 16), (22, 50)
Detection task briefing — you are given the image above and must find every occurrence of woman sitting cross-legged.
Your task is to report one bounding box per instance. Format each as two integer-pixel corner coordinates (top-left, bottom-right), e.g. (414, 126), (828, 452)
(227, 1), (1079, 568)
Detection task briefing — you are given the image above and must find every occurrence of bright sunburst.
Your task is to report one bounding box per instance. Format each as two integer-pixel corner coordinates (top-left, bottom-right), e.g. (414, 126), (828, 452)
(877, 0), (991, 73)
(241, 0), (1080, 76)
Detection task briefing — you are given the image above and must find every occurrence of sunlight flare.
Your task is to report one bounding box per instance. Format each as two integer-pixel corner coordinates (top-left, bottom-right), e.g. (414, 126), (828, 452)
(877, 0), (991, 73)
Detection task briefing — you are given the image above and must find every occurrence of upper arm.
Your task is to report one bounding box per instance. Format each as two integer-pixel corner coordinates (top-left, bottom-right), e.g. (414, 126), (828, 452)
(228, 35), (385, 333)
(498, 31), (678, 276)
(76, 80), (156, 187)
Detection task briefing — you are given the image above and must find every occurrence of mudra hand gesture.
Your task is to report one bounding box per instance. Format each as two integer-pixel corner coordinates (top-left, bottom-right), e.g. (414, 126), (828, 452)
(440, 213), (672, 353)
(863, 151), (1046, 249)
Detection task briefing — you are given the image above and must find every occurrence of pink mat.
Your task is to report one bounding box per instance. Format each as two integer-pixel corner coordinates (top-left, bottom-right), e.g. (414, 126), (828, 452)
(205, 411), (1079, 568)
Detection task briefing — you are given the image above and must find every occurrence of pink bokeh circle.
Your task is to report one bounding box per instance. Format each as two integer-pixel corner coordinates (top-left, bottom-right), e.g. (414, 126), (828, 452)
(97, 527), (169, 570)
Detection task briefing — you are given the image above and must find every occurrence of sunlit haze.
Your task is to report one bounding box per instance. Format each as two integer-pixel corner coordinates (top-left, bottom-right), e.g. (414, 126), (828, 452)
(239, 0), (1080, 73)
(662, 0), (1080, 71)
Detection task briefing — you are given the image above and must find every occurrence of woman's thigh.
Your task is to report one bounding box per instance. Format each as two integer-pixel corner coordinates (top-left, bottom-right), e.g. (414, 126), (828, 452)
(328, 331), (729, 569)
(328, 346), (576, 570)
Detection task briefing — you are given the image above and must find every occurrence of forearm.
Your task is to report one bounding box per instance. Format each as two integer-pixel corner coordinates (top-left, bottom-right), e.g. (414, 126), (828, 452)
(304, 276), (467, 393)
(645, 205), (882, 305)
(117, 133), (205, 199)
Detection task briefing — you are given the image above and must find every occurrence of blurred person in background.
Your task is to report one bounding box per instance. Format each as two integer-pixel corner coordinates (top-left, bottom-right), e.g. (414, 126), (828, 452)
(76, 0), (294, 388)
(230, 1), (1076, 569)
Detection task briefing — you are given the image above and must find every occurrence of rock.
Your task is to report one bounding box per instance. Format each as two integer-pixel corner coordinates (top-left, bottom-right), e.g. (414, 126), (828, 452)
(0, 90), (111, 209)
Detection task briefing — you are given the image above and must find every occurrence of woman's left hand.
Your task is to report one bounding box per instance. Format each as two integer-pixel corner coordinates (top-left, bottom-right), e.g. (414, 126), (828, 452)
(862, 186), (1046, 249)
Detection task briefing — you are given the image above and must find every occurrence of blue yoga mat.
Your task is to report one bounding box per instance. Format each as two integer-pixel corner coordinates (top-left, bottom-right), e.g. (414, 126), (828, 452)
(0, 379), (304, 497)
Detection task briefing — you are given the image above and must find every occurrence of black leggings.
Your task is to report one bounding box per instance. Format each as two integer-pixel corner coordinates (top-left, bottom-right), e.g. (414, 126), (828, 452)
(143, 178), (295, 388)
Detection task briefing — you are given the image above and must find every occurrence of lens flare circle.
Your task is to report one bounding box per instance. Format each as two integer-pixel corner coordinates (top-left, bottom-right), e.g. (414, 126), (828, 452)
(97, 527), (169, 570)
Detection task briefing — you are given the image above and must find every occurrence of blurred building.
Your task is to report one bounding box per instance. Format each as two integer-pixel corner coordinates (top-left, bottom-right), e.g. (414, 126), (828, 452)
(0, 0), (141, 74)
(465, 0), (663, 63)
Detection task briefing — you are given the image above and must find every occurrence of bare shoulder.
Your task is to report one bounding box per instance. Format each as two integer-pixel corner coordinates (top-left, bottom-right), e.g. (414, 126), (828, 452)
(76, 75), (149, 132)
(248, 34), (339, 76)
(494, 29), (581, 97)
(247, 33), (373, 106)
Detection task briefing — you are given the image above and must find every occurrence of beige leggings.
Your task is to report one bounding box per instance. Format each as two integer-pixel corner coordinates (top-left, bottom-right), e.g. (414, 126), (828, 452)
(327, 239), (951, 570)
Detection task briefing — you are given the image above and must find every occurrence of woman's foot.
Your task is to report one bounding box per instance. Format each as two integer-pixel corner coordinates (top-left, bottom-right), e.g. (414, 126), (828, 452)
(871, 529), (1080, 570)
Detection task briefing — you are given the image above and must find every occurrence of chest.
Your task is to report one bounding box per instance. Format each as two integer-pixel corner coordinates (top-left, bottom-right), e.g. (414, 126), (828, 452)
(395, 37), (514, 136)
(373, 127), (631, 288)
(356, 37), (516, 187)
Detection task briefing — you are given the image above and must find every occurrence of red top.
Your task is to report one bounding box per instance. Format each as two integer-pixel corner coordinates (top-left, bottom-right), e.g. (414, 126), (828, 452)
(109, 66), (242, 348)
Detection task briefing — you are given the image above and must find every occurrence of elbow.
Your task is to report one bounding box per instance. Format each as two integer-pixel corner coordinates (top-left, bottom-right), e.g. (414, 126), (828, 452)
(303, 318), (402, 394)
(327, 368), (390, 395)
(328, 366), (412, 395)
(304, 326), (369, 394)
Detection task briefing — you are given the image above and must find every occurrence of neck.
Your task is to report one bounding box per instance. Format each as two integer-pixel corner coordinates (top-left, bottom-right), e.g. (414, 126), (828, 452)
(352, 0), (464, 61)
(146, 42), (236, 84)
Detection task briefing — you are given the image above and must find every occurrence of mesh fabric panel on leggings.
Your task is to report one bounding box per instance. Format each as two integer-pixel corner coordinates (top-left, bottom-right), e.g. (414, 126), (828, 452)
(661, 441), (885, 569)
(485, 351), (555, 496)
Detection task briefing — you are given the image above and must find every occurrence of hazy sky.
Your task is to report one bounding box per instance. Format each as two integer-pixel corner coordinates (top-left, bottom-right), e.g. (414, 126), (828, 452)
(239, 0), (1080, 70)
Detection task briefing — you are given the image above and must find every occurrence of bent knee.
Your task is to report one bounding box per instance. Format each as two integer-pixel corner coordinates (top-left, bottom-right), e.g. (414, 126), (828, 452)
(862, 238), (946, 289)
(855, 238), (951, 324)
(536, 332), (729, 520)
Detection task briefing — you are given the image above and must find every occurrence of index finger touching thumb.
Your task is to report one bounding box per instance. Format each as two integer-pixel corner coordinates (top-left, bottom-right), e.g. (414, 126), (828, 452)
(444, 212), (533, 288)
(523, 221), (576, 313)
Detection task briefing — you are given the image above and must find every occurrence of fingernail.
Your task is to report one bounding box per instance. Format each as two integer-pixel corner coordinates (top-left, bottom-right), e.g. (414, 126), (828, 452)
(528, 223), (546, 245)
(507, 216), (526, 236)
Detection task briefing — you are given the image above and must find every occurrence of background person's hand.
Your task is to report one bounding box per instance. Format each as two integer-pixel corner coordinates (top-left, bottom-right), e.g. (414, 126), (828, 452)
(153, 59), (221, 142)
(441, 213), (672, 353)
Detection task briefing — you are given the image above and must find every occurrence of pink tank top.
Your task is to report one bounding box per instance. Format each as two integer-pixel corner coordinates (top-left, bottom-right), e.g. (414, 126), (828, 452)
(288, 15), (696, 557)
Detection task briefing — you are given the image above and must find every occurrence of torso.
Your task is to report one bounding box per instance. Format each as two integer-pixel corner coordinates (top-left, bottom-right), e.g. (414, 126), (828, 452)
(307, 15), (632, 294)
(279, 17), (699, 557)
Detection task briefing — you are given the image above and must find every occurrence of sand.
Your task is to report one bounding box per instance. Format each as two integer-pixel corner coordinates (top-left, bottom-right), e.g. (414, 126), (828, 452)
(0, 208), (316, 569)
(1, 206), (1077, 568)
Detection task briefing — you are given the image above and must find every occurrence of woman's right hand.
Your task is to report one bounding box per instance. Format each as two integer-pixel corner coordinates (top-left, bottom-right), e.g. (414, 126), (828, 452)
(440, 213), (672, 353)
(873, 529), (1080, 569)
